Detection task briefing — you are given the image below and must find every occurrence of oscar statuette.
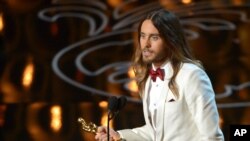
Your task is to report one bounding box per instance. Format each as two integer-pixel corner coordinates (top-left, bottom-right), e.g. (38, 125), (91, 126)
(77, 117), (97, 134)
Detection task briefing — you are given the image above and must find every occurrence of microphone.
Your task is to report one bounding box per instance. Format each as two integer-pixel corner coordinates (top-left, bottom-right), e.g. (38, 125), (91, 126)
(108, 96), (127, 119)
(107, 96), (127, 141)
(108, 96), (119, 120)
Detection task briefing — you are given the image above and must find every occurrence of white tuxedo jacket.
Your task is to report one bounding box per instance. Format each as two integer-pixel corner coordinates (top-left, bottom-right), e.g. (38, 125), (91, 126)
(119, 63), (224, 141)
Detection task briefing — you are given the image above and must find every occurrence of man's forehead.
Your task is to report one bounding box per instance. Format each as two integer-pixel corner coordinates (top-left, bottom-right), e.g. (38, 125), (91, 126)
(141, 20), (159, 32)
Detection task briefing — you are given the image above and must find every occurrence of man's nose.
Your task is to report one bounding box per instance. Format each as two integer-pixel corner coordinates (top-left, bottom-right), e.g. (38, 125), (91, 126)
(146, 38), (151, 47)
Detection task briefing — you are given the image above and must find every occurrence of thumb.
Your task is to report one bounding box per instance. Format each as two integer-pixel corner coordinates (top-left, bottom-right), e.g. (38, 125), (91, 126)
(109, 130), (121, 140)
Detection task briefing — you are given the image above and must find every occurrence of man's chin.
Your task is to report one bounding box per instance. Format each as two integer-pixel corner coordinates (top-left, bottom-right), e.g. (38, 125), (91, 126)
(143, 59), (153, 64)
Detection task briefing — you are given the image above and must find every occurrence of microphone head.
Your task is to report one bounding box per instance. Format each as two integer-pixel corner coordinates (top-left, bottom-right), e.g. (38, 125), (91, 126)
(117, 96), (127, 111)
(108, 96), (118, 112)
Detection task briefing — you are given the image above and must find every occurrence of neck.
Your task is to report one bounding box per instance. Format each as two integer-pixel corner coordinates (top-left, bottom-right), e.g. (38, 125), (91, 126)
(152, 57), (168, 68)
(152, 62), (162, 68)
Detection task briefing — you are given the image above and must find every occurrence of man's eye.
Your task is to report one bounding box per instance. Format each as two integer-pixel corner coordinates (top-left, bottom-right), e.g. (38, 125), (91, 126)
(151, 36), (159, 40)
(140, 35), (146, 39)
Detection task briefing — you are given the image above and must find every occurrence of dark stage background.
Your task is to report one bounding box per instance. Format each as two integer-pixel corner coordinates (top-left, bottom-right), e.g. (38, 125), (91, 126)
(0, 0), (250, 141)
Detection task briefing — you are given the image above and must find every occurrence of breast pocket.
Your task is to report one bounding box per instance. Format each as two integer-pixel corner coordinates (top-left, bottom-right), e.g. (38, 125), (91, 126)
(164, 100), (183, 120)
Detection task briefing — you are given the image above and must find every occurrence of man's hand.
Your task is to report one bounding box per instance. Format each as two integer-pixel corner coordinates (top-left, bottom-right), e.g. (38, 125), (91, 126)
(95, 126), (121, 141)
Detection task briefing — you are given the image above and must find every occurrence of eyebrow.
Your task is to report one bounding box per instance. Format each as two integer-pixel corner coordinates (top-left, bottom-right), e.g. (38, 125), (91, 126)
(140, 32), (160, 36)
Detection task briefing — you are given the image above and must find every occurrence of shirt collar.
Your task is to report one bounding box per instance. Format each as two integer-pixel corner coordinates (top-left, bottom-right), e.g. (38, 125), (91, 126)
(152, 60), (170, 70)
(151, 60), (173, 80)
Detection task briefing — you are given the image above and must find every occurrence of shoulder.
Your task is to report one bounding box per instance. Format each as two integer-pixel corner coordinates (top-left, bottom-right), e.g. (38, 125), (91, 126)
(177, 62), (210, 83)
(179, 63), (204, 75)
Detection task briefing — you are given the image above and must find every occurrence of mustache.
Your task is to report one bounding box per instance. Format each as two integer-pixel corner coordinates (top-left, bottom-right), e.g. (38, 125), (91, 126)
(142, 48), (153, 52)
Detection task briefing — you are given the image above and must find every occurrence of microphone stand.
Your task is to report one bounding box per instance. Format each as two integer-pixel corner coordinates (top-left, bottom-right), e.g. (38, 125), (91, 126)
(107, 111), (116, 141)
(107, 112), (110, 141)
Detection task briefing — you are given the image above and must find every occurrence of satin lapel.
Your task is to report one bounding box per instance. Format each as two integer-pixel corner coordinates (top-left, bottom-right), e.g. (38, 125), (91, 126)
(143, 77), (153, 128)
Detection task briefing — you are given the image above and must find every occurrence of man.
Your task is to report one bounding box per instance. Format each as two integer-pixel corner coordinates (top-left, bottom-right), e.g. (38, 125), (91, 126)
(95, 9), (224, 141)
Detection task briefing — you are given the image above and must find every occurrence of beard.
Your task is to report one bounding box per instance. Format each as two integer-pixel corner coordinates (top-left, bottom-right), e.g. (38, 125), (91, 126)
(142, 48), (167, 64)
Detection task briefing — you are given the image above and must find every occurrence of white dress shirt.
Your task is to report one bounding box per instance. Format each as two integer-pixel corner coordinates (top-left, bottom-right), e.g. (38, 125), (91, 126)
(148, 64), (166, 130)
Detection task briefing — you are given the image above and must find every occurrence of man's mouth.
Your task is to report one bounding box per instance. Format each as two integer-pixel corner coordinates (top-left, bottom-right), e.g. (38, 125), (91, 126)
(142, 49), (153, 57)
(143, 51), (151, 57)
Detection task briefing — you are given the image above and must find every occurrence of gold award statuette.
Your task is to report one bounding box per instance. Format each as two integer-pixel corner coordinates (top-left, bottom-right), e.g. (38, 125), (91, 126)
(78, 117), (97, 134)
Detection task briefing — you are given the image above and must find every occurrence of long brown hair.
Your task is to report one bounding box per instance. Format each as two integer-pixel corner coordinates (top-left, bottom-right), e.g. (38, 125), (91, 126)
(132, 9), (202, 98)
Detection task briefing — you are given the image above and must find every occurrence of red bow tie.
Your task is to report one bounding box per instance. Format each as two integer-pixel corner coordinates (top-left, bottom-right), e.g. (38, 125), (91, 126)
(149, 68), (165, 82)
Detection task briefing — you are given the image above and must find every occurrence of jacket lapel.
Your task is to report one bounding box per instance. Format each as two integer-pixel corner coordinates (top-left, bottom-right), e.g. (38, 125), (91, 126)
(155, 80), (170, 140)
(143, 77), (153, 129)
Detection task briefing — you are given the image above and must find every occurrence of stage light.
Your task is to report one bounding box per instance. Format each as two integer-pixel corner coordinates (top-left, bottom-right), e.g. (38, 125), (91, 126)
(22, 59), (34, 90)
(0, 13), (3, 32)
(50, 105), (62, 132)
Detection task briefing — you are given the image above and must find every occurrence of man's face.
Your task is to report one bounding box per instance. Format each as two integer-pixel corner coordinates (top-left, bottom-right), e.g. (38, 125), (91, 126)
(140, 19), (167, 67)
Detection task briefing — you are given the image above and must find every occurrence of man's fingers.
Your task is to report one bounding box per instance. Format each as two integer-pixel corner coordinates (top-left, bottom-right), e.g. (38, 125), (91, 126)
(97, 126), (107, 133)
(95, 126), (118, 141)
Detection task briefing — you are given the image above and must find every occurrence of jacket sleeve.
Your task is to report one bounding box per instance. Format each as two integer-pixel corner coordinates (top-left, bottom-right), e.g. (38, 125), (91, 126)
(118, 125), (153, 141)
(183, 68), (224, 141)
